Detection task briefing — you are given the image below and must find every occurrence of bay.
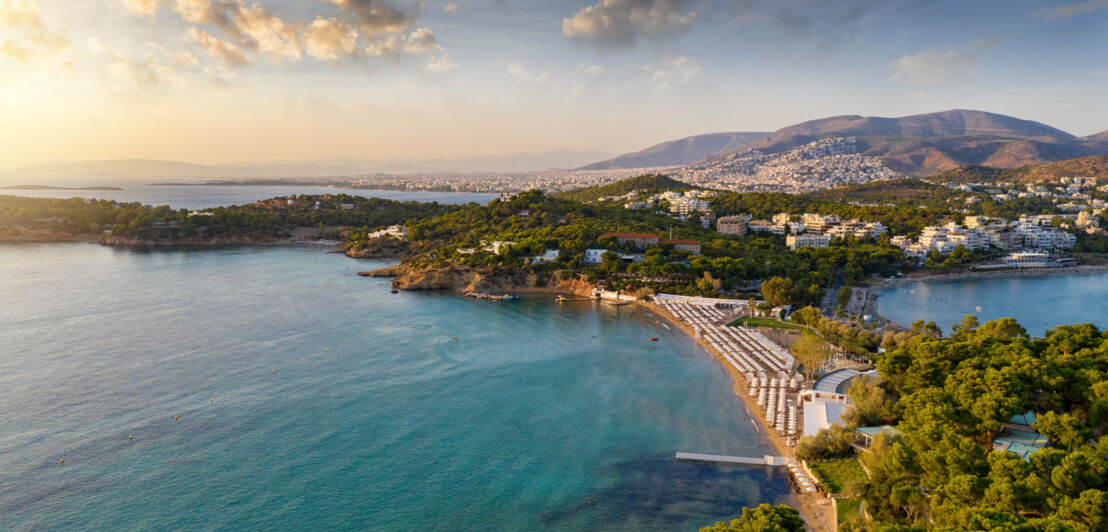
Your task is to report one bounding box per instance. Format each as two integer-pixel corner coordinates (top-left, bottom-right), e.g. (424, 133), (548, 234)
(876, 272), (1108, 336)
(0, 180), (496, 210)
(0, 244), (787, 531)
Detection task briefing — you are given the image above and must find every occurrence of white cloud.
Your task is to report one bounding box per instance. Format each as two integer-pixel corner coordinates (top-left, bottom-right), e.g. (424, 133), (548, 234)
(187, 27), (248, 67)
(1, 0), (70, 67)
(444, 3), (459, 14)
(88, 36), (197, 88)
(644, 55), (699, 88)
(365, 27), (442, 56)
(302, 17), (359, 61)
(506, 59), (549, 84)
(578, 62), (604, 75)
(562, 0), (697, 51)
(425, 53), (457, 73)
(1033, 0), (1108, 19)
(889, 38), (1004, 85)
(117, 0), (161, 17)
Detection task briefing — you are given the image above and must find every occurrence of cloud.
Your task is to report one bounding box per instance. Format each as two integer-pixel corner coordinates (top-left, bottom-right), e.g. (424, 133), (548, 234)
(365, 27), (442, 56)
(303, 17), (359, 61)
(235, 2), (302, 61)
(643, 55), (699, 88)
(562, 0), (697, 51)
(889, 37), (1005, 85)
(1, 0), (70, 66)
(168, 0), (435, 67)
(88, 36), (198, 88)
(578, 62), (604, 75)
(425, 52), (457, 73)
(117, 0), (161, 17)
(187, 27), (248, 66)
(1033, 0), (1108, 19)
(325, 0), (418, 35)
(444, 3), (458, 14)
(506, 59), (549, 84)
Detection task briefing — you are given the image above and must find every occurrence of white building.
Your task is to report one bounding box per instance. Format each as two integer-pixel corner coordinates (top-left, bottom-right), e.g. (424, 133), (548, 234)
(583, 248), (608, 264)
(786, 234), (831, 250)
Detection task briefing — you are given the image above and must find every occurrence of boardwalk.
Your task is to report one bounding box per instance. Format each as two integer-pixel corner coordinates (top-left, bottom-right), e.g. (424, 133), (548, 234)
(675, 452), (789, 467)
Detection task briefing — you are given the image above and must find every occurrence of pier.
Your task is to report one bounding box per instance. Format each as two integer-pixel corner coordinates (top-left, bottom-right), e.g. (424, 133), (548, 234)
(675, 452), (790, 467)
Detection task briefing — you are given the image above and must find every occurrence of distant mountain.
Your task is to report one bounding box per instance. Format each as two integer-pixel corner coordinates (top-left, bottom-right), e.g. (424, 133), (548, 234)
(717, 110), (1106, 176)
(0, 150), (615, 179)
(579, 132), (768, 170)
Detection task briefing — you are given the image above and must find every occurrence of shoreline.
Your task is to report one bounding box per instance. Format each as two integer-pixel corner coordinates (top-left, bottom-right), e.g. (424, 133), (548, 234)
(864, 264), (1108, 330)
(633, 300), (835, 532)
(869, 264), (1108, 291)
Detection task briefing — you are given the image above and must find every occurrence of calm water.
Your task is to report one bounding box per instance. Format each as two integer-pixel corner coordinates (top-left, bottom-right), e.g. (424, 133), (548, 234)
(877, 272), (1108, 336)
(0, 244), (787, 530)
(0, 180), (496, 210)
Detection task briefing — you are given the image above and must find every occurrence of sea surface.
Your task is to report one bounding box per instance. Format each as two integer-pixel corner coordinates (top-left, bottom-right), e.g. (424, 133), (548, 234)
(0, 179), (496, 210)
(877, 272), (1108, 336)
(0, 243), (788, 531)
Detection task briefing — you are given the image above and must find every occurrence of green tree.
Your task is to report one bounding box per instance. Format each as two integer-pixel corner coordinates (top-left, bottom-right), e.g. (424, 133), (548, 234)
(700, 504), (805, 532)
(791, 334), (831, 382)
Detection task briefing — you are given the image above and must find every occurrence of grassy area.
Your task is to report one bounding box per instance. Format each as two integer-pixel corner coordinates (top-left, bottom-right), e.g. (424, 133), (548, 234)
(836, 497), (862, 527)
(727, 316), (807, 330)
(810, 459), (868, 495)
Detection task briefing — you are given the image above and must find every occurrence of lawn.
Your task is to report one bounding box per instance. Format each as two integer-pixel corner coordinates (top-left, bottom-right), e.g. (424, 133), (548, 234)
(836, 497), (862, 525)
(810, 458), (868, 494)
(727, 316), (807, 331)
(728, 316), (821, 339)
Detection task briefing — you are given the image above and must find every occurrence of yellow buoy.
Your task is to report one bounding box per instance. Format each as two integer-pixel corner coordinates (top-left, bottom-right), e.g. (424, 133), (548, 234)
(210, 397), (214, 402)
(174, 415), (178, 420)
(301, 358), (305, 363)
(60, 458), (64, 464)
(273, 369), (277, 374)
(129, 434), (133, 440)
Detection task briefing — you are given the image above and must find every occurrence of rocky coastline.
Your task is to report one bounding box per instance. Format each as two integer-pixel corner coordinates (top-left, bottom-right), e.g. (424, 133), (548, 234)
(359, 263), (596, 296)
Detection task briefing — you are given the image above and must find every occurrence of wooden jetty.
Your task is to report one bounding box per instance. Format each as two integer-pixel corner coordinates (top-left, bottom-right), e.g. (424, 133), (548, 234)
(675, 452), (789, 467)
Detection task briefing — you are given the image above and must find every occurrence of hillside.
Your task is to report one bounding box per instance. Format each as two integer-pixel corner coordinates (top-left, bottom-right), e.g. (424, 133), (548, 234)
(556, 174), (693, 203)
(578, 132), (768, 170)
(927, 155), (1108, 184)
(709, 110), (1105, 177)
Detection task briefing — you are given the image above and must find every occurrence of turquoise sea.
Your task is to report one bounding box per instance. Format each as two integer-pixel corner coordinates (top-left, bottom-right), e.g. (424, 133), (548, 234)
(0, 243), (788, 530)
(877, 272), (1108, 336)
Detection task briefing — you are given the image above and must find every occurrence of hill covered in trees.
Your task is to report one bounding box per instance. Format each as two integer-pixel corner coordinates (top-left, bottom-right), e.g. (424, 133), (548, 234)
(556, 173), (694, 203)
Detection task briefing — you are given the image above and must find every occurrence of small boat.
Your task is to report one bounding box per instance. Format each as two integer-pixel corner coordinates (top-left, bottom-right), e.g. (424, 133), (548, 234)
(391, 289), (399, 294)
(502, 295), (519, 301)
(650, 337), (659, 342)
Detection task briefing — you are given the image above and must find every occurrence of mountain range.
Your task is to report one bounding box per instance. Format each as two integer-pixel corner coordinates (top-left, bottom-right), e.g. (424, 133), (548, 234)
(579, 132), (768, 170)
(0, 150), (615, 180)
(584, 110), (1108, 177)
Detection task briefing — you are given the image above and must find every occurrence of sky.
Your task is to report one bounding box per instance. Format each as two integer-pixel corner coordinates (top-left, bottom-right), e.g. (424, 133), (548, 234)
(1, 0), (1107, 168)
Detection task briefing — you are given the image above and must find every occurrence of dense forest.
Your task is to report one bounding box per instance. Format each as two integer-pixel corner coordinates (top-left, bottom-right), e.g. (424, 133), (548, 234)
(0, 194), (463, 242)
(788, 317), (1108, 531)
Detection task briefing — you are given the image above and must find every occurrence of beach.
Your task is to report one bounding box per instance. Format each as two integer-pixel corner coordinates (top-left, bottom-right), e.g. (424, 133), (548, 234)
(635, 300), (837, 532)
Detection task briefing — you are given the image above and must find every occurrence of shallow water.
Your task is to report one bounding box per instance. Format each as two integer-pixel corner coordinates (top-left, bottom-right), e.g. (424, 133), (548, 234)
(0, 244), (788, 530)
(876, 272), (1108, 335)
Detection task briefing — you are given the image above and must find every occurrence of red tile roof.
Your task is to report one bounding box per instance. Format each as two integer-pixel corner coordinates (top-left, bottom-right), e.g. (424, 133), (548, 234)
(660, 239), (700, 246)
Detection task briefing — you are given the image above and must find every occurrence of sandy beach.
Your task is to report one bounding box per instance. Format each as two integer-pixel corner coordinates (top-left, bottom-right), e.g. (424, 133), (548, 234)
(634, 300), (837, 532)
